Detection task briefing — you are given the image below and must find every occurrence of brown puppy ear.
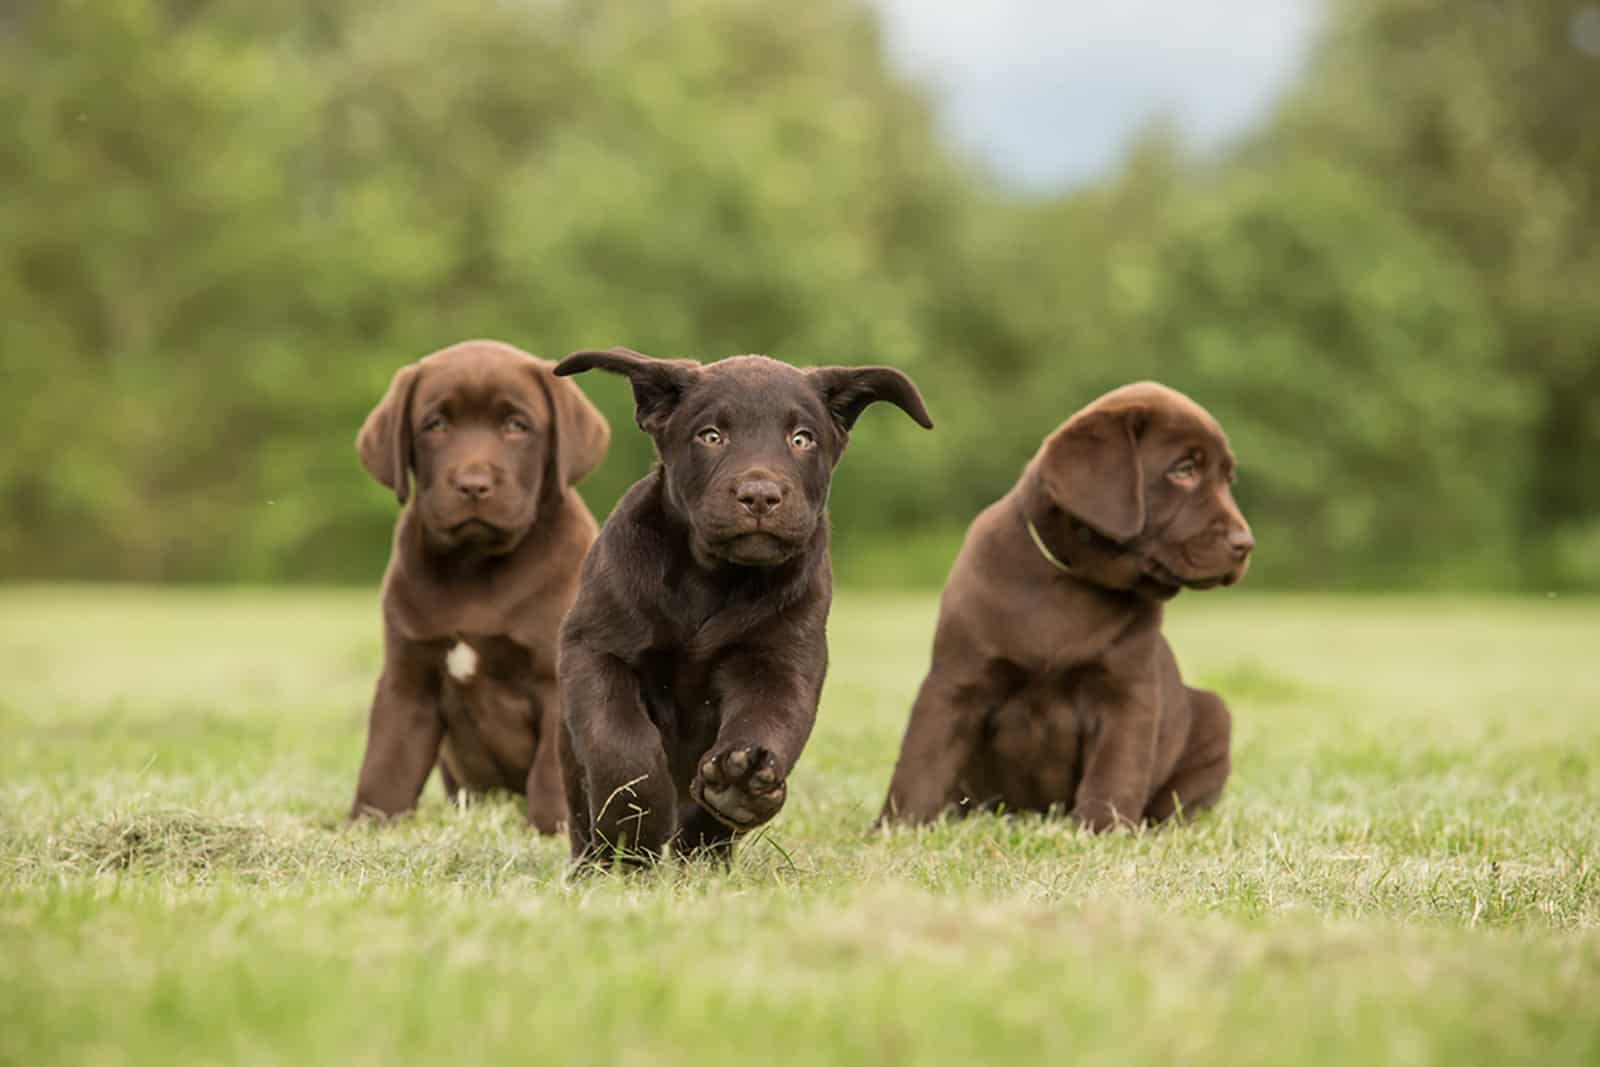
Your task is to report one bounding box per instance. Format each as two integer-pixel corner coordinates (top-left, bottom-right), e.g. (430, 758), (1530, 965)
(556, 347), (699, 435)
(808, 366), (934, 432)
(1038, 407), (1146, 543)
(533, 361), (610, 490)
(356, 363), (422, 504)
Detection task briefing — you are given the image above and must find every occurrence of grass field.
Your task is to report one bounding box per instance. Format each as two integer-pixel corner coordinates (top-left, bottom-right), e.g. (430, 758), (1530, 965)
(1, 585), (1597, 1066)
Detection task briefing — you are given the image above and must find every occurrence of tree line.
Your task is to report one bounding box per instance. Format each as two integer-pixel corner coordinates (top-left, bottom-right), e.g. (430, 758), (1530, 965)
(2, 0), (1594, 589)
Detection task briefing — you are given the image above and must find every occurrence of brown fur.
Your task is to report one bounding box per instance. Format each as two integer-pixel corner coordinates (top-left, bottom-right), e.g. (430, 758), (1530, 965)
(880, 382), (1254, 831)
(349, 340), (609, 831)
(553, 347), (932, 866)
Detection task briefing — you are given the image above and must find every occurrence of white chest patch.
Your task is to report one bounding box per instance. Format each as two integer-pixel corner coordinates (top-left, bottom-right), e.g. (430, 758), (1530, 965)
(446, 641), (479, 683)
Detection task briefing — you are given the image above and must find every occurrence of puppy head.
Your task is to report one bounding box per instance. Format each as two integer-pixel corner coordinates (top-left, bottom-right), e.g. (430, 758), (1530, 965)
(358, 340), (609, 555)
(557, 347), (931, 567)
(1033, 382), (1253, 595)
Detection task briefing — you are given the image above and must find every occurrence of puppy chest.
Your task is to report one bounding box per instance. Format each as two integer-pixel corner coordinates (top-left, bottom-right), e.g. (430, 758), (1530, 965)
(438, 637), (545, 731)
(634, 650), (721, 745)
(986, 687), (1086, 761)
(438, 637), (544, 757)
(980, 683), (1091, 807)
(438, 635), (535, 684)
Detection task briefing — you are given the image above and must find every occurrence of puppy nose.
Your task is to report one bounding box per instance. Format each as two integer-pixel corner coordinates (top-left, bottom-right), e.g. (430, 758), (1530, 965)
(735, 478), (784, 517)
(1227, 527), (1255, 559)
(454, 468), (493, 501)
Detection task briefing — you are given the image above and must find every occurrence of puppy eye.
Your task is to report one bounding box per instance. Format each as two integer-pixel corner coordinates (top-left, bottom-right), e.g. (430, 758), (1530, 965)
(790, 429), (817, 451)
(421, 414), (449, 434)
(696, 427), (724, 446)
(1168, 459), (1198, 482)
(504, 415), (531, 435)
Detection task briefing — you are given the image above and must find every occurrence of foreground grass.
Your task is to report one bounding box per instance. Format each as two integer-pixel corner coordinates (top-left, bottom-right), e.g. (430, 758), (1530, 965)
(1, 586), (1597, 1066)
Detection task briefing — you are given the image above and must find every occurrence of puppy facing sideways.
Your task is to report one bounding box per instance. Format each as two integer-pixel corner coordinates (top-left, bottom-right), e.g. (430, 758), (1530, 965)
(350, 340), (609, 831)
(880, 382), (1253, 831)
(553, 347), (932, 865)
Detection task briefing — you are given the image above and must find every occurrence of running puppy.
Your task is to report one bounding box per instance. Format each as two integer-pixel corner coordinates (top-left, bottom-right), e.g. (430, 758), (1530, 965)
(880, 382), (1253, 830)
(350, 340), (609, 831)
(555, 347), (931, 865)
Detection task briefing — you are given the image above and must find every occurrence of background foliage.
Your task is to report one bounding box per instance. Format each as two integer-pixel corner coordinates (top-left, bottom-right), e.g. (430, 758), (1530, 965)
(2, 0), (1596, 588)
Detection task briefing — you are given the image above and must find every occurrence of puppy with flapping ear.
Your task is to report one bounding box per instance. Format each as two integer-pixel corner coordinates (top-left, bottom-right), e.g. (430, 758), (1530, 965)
(553, 346), (932, 866)
(350, 339), (610, 831)
(880, 382), (1254, 832)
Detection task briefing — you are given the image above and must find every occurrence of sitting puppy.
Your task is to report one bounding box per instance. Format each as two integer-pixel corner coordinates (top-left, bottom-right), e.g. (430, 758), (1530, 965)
(350, 340), (609, 831)
(554, 347), (931, 864)
(880, 382), (1253, 831)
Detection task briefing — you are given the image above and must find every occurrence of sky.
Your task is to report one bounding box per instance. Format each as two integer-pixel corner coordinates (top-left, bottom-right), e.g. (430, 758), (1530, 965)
(870, 0), (1323, 190)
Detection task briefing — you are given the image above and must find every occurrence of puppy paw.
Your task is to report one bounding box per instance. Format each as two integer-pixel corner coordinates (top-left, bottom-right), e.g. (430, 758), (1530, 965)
(691, 745), (787, 831)
(1072, 796), (1142, 834)
(526, 790), (567, 836)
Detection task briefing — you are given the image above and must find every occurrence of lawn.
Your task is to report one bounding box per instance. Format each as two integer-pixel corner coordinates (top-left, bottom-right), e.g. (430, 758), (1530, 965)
(1, 585), (1597, 1066)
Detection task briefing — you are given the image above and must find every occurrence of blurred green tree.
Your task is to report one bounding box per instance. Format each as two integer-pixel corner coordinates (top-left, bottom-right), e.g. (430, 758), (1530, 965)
(1264, 0), (1600, 584)
(0, 0), (972, 581)
(1123, 160), (1529, 586)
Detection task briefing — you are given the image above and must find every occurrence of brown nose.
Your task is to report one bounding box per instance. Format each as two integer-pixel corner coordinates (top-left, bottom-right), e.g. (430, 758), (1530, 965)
(1228, 527), (1255, 560)
(735, 477), (784, 517)
(454, 467), (494, 502)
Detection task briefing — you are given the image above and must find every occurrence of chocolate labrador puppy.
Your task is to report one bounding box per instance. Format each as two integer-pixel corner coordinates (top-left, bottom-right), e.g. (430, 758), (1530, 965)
(350, 340), (609, 831)
(553, 347), (931, 865)
(880, 382), (1253, 831)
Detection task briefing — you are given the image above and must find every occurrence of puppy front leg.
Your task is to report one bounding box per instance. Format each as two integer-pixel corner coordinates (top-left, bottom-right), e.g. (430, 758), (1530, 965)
(879, 671), (991, 826)
(1073, 681), (1161, 832)
(559, 642), (675, 865)
(351, 646), (443, 820)
(691, 654), (821, 836)
(524, 672), (567, 835)
(879, 626), (1000, 826)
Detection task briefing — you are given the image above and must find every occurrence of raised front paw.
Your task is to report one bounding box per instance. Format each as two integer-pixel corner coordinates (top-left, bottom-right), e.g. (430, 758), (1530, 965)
(691, 745), (787, 831)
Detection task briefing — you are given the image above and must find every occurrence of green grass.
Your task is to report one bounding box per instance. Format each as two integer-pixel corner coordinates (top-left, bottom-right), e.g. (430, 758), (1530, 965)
(2, 586), (1598, 1066)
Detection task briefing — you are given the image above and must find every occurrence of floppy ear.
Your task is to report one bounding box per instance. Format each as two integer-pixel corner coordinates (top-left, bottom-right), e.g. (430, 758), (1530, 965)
(555, 347), (699, 435)
(1037, 407), (1146, 543)
(533, 360), (610, 490)
(807, 366), (934, 432)
(356, 363), (421, 504)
